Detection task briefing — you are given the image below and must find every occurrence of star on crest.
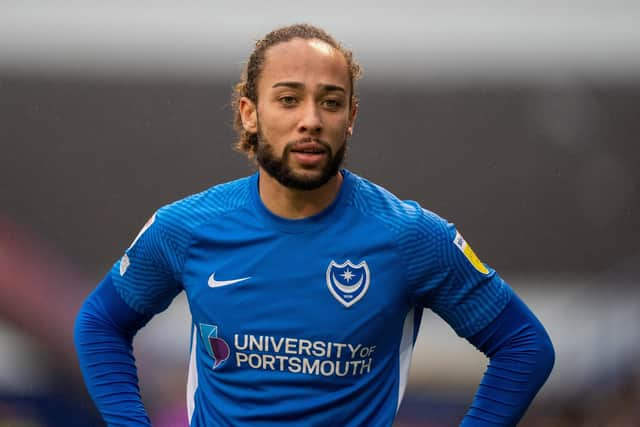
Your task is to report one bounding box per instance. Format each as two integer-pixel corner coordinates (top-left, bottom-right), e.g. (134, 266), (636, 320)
(341, 268), (354, 282)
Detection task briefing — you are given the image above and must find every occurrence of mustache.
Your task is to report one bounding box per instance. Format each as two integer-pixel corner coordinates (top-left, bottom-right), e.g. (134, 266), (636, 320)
(285, 138), (332, 153)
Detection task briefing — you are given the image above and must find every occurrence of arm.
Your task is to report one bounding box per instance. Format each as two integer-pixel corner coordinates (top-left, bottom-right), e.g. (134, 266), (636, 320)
(461, 292), (555, 426)
(74, 273), (153, 426)
(406, 209), (554, 425)
(406, 210), (553, 425)
(74, 210), (183, 425)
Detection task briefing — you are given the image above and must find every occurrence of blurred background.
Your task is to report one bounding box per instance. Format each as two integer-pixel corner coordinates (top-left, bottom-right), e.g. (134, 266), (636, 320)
(1, 1), (639, 426)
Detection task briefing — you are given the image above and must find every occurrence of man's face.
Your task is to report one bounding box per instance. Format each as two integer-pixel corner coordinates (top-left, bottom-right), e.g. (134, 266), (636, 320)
(242, 38), (356, 190)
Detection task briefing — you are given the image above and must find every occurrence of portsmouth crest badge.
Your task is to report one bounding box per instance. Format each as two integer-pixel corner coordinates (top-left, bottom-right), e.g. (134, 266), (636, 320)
(326, 260), (370, 308)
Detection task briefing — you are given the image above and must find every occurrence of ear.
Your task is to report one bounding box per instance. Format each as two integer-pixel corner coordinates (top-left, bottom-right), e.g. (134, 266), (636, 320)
(346, 103), (358, 137)
(239, 97), (258, 134)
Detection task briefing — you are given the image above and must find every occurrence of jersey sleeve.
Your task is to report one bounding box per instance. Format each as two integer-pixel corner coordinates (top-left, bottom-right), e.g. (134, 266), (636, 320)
(110, 209), (184, 316)
(408, 208), (511, 337)
(462, 292), (555, 425)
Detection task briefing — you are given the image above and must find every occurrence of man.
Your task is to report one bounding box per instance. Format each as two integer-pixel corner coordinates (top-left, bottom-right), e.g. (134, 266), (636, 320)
(75, 24), (554, 426)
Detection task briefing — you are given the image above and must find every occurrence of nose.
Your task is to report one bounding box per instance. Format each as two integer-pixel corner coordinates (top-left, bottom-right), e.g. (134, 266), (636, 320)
(298, 101), (322, 135)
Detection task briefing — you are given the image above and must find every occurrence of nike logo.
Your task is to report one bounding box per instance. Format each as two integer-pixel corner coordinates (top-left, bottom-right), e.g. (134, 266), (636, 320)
(208, 272), (251, 288)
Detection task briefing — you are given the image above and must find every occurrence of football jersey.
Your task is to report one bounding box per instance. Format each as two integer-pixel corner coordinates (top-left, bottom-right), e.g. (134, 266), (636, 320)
(111, 170), (510, 427)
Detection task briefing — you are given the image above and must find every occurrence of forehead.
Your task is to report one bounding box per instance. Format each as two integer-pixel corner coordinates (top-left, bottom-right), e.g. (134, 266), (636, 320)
(258, 38), (350, 92)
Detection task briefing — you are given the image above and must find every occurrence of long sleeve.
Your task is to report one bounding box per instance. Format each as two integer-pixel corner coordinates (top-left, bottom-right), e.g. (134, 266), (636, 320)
(461, 292), (555, 426)
(74, 274), (154, 426)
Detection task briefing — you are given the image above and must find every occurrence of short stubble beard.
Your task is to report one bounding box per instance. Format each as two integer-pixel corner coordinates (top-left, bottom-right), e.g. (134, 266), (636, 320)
(255, 126), (347, 191)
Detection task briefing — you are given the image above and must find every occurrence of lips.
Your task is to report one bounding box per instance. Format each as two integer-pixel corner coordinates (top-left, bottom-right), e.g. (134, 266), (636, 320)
(290, 141), (327, 154)
(289, 141), (328, 166)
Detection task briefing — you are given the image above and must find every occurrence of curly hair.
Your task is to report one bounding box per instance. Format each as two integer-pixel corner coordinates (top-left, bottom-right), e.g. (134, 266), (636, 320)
(231, 24), (363, 157)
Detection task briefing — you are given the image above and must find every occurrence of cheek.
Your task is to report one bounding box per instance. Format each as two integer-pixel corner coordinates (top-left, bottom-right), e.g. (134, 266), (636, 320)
(259, 110), (295, 136)
(328, 117), (351, 138)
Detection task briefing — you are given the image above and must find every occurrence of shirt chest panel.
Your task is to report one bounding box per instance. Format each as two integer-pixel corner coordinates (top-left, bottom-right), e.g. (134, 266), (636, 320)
(182, 220), (411, 348)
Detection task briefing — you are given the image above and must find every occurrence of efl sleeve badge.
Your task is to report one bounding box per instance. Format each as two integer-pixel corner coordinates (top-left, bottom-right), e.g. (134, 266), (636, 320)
(453, 231), (489, 275)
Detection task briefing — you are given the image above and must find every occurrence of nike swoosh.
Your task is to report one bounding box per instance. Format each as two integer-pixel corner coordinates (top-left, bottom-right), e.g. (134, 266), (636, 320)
(208, 272), (251, 288)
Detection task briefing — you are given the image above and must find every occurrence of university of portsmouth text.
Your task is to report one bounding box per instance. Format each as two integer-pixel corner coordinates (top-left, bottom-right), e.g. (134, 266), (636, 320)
(234, 334), (376, 377)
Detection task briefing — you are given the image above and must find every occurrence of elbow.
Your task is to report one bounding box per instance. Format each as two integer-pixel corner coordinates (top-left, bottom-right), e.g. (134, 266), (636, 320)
(538, 326), (556, 383)
(73, 300), (87, 348)
(73, 297), (98, 354)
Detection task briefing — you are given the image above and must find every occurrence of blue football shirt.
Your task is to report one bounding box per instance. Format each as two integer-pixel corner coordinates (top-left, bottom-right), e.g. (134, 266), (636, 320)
(111, 170), (510, 426)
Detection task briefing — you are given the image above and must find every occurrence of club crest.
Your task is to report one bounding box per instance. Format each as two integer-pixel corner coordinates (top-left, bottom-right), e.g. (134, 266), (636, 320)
(326, 260), (370, 308)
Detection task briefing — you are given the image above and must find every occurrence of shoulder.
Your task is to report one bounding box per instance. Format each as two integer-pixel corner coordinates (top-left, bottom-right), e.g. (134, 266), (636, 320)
(154, 175), (254, 235)
(118, 175), (254, 278)
(347, 171), (450, 241)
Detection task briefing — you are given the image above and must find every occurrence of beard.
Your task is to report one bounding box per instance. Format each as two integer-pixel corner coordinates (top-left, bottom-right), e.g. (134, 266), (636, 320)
(256, 128), (347, 191)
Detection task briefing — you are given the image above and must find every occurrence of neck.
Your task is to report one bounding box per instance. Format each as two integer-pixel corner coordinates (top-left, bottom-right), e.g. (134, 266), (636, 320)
(257, 169), (343, 219)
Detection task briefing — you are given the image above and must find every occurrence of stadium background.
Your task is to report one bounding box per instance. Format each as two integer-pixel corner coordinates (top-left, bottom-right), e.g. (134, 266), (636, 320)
(1, 2), (639, 425)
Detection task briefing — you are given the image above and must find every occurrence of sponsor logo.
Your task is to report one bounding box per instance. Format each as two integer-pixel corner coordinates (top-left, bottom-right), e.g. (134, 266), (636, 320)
(119, 254), (130, 276)
(200, 324), (230, 369)
(207, 273), (251, 288)
(234, 334), (376, 377)
(453, 231), (489, 274)
(198, 328), (377, 377)
(326, 260), (370, 308)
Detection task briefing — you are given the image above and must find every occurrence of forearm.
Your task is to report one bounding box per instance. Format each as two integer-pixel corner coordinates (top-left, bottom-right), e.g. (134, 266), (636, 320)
(74, 274), (153, 426)
(461, 293), (555, 426)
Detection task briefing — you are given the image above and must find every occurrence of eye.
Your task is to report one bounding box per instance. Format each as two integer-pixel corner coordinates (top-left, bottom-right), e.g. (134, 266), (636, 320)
(322, 99), (342, 109)
(279, 96), (298, 106)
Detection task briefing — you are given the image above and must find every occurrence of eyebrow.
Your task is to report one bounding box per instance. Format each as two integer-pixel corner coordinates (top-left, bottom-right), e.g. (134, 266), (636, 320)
(272, 81), (346, 94)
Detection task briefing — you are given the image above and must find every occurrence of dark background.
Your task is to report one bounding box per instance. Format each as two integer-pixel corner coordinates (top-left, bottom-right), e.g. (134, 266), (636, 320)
(3, 79), (639, 278)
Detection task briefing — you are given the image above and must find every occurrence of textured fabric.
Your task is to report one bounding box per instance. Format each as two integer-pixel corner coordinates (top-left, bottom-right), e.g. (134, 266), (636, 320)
(350, 179), (511, 337)
(78, 170), (519, 426)
(74, 274), (153, 426)
(462, 293), (555, 426)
